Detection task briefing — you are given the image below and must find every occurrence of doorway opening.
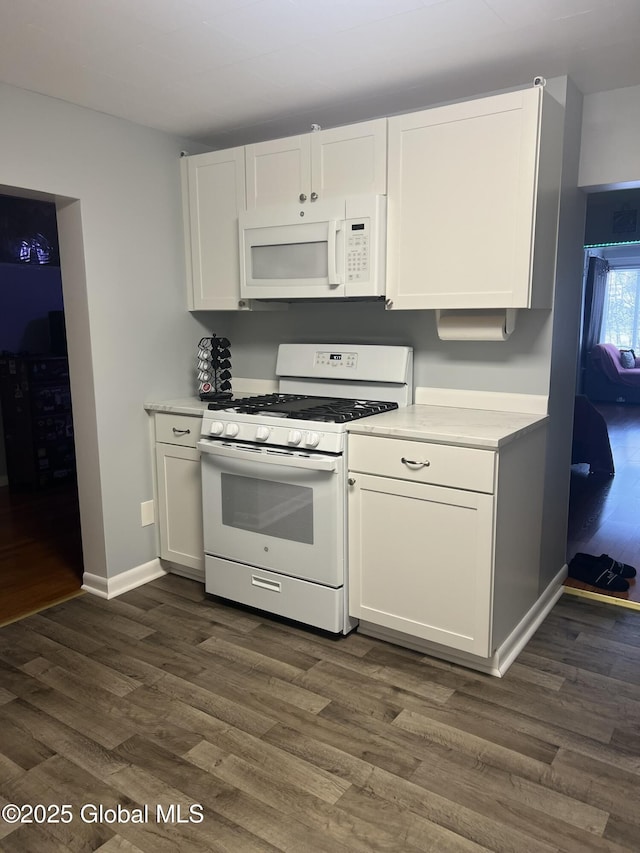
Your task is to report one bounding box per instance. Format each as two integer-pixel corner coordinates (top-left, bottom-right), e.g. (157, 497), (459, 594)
(0, 192), (83, 625)
(566, 188), (640, 609)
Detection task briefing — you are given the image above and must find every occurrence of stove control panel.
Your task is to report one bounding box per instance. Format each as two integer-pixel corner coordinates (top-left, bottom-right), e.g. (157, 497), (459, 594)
(201, 417), (345, 455)
(314, 351), (358, 370)
(277, 343), (412, 393)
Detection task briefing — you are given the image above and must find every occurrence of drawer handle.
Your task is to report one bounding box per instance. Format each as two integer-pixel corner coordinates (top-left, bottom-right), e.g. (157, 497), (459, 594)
(251, 575), (281, 593)
(401, 457), (430, 469)
(172, 427), (191, 436)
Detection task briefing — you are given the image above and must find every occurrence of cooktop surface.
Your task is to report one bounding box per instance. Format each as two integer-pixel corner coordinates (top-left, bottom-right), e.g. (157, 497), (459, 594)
(207, 393), (398, 424)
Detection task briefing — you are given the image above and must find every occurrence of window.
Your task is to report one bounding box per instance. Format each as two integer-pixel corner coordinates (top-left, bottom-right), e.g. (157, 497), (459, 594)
(600, 266), (640, 349)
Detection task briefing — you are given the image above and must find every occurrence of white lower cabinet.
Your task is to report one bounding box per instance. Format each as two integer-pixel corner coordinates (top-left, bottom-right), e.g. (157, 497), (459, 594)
(154, 413), (204, 576)
(348, 429), (546, 665)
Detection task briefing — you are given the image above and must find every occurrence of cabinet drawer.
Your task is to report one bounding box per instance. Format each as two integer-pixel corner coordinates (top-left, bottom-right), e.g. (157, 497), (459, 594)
(348, 434), (495, 493)
(155, 413), (200, 447)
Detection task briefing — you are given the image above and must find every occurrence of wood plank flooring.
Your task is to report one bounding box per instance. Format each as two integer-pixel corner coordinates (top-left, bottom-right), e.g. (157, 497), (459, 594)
(1, 573), (640, 852)
(566, 402), (640, 607)
(0, 484), (83, 626)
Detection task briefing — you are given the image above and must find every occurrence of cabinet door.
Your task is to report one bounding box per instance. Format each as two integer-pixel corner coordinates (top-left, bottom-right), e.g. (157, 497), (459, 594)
(155, 443), (204, 573)
(245, 119), (387, 209)
(386, 88), (542, 310)
(349, 473), (494, 656)
(310, 119), (387, 198)
(245, 135), (311, 208)
(183, 148), (247, 311)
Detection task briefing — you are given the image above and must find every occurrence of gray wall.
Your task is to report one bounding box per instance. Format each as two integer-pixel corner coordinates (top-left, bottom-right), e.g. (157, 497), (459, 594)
(539, 78), (586, 593)
(214, 301), (554, 397)
(579, 84), (640, 190)
(0, 82), (210, 580)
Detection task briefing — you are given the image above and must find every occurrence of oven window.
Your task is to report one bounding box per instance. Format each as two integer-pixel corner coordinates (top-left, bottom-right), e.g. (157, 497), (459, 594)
(221, 473), (313, 544)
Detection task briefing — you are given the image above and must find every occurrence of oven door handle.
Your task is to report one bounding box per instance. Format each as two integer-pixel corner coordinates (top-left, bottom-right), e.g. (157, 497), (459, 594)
(197, 440), (339, 472)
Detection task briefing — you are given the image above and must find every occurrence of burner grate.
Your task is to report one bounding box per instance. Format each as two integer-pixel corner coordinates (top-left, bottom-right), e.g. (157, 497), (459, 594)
(207, 393), (397, 423)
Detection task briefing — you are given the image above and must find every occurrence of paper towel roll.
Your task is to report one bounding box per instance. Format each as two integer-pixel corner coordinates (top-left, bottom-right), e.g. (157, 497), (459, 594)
(436, 309), (517, 341)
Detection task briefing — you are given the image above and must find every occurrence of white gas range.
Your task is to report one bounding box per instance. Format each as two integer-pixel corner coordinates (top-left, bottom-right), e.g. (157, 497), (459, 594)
(198, 343), (413, 634)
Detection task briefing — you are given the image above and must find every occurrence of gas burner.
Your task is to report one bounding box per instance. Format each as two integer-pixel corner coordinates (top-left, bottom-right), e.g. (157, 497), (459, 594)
(300, 399), (398, 423)
(207, 393), (309, 415)
(207, 393), (398, 423)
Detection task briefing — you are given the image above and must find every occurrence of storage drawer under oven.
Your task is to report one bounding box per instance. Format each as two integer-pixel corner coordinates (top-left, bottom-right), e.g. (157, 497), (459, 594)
(348, 434), (495, 493)
(205, 555), (344, 633)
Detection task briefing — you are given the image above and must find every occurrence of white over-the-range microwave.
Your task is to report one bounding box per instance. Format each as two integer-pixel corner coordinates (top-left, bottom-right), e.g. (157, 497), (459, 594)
(238, 194), (386, 300)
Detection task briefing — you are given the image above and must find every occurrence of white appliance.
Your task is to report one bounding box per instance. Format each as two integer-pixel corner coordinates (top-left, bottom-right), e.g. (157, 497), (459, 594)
(239, 195), (386, 300)
(198, 343), (413, 634)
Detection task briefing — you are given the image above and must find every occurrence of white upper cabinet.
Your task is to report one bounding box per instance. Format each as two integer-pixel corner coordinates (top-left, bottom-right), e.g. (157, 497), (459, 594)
(245, 118), (387, 209)
(385, 87), (564, 310)
(245, 135), (311, 209)
(182, 148), (250, 311)
(181, 88), (563, 312)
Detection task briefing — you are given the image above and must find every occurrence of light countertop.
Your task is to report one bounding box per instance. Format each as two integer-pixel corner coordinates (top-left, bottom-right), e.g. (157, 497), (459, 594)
(145, 398), (548, 450)
(346, 404), (548, 449)
(144, 398), (208, 416)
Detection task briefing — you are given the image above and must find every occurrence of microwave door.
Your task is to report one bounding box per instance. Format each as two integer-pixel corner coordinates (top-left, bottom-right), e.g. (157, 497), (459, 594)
(239, 202), (346, 299)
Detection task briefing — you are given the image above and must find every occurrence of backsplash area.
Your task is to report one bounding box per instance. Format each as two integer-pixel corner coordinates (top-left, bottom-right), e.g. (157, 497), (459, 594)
(202, 299), (554, 401)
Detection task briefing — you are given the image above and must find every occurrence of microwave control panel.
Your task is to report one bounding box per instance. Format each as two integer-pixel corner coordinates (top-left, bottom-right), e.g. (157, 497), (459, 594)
(345, 218), (370, 283)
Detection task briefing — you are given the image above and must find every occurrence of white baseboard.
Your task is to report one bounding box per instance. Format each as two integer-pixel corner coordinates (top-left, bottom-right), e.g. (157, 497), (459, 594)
(358, 565), (566, 677)
(490, 564), (566, 675)
(163, 561), (205, 583)
(82, 558), (168, 599)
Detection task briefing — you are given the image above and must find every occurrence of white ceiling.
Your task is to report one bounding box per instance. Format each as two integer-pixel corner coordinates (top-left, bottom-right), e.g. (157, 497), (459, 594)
(1, 0), (639, 149)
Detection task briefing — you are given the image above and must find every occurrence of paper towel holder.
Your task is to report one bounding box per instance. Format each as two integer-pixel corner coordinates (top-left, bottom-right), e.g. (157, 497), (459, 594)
(435, 308), (518, 341)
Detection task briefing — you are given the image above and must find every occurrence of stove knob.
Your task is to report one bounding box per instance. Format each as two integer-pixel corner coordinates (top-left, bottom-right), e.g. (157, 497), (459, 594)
(224, 423), (239, 438)
(288, 429), (302, 445)
(209, 421), (224, 436)
(256, 425), (271, 442)
(304, 431), (320, 448)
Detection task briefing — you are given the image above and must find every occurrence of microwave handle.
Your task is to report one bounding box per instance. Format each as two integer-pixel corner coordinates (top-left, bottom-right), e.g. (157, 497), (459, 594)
(327, 220), (342, 286)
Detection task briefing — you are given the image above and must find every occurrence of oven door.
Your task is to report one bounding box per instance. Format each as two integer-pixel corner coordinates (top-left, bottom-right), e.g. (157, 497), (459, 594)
(198, 439), (345, 586)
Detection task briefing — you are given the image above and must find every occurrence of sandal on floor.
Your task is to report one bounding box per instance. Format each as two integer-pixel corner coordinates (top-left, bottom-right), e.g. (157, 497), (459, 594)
(568, 556), (630, 591)
(573, 552), (637, 579)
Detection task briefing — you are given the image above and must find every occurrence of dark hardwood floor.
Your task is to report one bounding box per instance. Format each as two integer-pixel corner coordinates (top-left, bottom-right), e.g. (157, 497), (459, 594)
(1, 573), (640, 852)
(2, 405), (640, 850)
(0, 483), (84, 626)
(566, 402), (640, 607)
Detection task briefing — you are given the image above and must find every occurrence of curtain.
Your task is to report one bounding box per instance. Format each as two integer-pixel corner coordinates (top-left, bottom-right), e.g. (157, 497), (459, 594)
(583, 255), (609, 356)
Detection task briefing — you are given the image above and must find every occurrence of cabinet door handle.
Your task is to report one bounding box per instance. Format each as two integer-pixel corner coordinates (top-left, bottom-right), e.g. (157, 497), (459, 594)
(401, 457), (430, 469)
(172, 427), (191, 436)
